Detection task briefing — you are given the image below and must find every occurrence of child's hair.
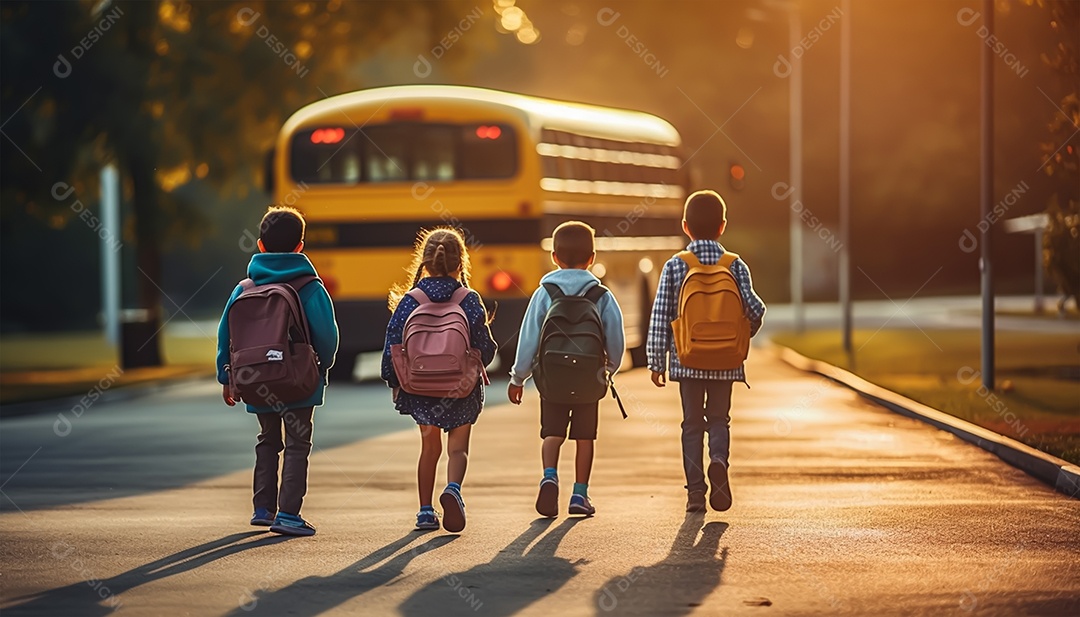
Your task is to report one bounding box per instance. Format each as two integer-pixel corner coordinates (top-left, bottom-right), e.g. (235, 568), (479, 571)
(259, 206), (306, 252)
(683, 190), (727, 240)
(388, 227), (473, 312)
(552, 221), (595, 268)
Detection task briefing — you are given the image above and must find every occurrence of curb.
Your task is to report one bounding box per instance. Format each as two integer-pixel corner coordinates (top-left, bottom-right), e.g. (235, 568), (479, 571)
(0, 372), (215, 419)
(774, 345), (1080, 500)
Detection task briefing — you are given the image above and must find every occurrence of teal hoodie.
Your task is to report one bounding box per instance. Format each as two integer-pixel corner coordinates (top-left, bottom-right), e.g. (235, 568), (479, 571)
(509, 268), (625, 387)
(216, 252), (339, 413)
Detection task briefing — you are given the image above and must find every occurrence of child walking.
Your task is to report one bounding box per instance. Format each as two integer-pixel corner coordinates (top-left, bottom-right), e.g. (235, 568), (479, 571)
(508, 221), (625, 517)
(382, 228), (496, 532)
(216, 205), (339, 536)
(647, 189), (765, 513)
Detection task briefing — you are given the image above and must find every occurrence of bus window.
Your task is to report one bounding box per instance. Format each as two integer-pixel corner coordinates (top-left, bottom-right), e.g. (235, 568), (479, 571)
(413, 126), (456, 181)
(363, 125), (408, 182)
(290, 122), (517, 184)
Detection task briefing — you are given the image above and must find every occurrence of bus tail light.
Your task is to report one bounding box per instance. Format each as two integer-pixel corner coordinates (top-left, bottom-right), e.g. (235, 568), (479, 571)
(322, 274), (339, 297)
(488, 270), (518, 293)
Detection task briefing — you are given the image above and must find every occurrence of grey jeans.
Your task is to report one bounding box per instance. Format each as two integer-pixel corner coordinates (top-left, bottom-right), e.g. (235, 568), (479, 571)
(678, 380), (733, 493)
(254, 407), (314, 516)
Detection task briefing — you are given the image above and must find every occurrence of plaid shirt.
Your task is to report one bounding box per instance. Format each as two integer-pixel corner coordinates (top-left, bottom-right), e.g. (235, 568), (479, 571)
(646, 240), (766, 382)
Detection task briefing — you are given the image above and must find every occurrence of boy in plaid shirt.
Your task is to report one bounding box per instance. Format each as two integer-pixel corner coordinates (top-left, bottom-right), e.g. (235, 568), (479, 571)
(646, 189), (765, 512)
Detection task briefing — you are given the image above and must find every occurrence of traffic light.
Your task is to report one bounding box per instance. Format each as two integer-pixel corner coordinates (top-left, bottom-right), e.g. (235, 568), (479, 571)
(728, 161), (746, 191)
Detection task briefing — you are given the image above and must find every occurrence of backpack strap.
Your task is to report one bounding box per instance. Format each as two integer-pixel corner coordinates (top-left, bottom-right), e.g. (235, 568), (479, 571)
(286, 274), (319, 293)
(406, 288), (432, 304)
(718, 252), (739, 269)
(542, 283), (565, 301)
(449, 286), (472, 305)
(239, 278), (256, 291)
(583, 284), (609, 304)
(676, 250), (700, 268)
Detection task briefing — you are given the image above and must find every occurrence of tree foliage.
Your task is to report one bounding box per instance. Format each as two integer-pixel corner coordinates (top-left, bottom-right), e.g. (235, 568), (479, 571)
(1, 0), (482, 339)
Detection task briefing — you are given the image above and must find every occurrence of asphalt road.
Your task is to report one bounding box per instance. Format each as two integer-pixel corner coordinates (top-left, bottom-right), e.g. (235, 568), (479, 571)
(1, 351), (1077, 616)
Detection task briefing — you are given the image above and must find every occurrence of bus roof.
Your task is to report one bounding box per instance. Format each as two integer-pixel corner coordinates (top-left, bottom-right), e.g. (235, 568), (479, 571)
(284, 85), (682, 147)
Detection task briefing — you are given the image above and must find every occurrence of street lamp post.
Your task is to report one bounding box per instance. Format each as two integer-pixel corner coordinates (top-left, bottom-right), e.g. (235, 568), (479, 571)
(788, 6), (805, 333)
(979, 0), (995, 390)
(839, 0), (852, 354)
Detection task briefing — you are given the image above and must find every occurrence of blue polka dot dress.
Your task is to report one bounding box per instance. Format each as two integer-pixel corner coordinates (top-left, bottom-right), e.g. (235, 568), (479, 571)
(381, 277), (497, 431)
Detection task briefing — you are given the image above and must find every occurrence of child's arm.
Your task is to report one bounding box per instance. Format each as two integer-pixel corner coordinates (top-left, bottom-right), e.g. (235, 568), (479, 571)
(380, 296), (418, 388)
(599, 291), (625, 377)
(215, 285), (244, 386)
(732, 259), (766, 336)
(305, 283), (340, 378)
(464, 291), (497, 366)
(646, 258), (679, 381)
(508, 286), (548, 387)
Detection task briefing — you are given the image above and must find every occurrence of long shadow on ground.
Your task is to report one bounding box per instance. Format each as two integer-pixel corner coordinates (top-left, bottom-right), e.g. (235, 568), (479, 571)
(592, 514), (728, 616)
(6, 531), (290, 616)
(221, 531), (457, 617)
(398, 517), (585, 617)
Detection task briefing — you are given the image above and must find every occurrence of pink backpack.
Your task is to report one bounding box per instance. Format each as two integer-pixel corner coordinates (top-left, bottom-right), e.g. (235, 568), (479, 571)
(390, 287), (489, 399)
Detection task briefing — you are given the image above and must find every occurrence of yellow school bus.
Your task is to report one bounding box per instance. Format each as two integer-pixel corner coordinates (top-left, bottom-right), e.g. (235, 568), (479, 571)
(268, 85), (691, 378)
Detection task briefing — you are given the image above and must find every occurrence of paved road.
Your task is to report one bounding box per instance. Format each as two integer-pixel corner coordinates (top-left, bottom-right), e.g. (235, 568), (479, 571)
(1, 351), (1078, 616)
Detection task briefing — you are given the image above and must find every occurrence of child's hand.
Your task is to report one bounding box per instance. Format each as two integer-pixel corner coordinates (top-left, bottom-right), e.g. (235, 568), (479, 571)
(222, 385), (236, 406)
(507, 383), (524, 405)
(650, 370), (666, 388)
(392, 387), (400, 403)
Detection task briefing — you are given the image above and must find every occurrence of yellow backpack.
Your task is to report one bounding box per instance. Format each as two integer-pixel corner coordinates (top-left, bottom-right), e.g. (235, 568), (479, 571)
(671, 251), (750, 370)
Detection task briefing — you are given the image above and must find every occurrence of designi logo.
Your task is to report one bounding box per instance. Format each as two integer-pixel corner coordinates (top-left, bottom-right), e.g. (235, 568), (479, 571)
(265, 350), (284, 361)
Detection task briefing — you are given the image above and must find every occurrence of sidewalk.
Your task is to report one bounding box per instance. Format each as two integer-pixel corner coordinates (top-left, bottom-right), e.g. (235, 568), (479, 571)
(3, 352), (1079, 616)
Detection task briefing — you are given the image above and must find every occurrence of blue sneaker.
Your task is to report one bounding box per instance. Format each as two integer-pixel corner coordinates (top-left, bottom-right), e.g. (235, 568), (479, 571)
(569, 494), (595, 516)
(415, 509), (440, 531)
(535, 477), (559, 518)
(439, 486), (466, 532)
(250, 508), (276, 527)
(269, 512), (316, 536)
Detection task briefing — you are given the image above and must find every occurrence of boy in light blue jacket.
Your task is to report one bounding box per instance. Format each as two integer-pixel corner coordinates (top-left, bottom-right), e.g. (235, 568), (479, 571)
(507, 221), (625, 517)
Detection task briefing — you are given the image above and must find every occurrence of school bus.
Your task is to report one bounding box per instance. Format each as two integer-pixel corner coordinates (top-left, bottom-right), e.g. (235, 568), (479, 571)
(268, 85), (692, 379)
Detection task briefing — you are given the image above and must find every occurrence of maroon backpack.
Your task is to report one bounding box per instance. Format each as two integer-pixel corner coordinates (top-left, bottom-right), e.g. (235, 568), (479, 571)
(226, 275), (321, 407)
(390, 287), (488, 399)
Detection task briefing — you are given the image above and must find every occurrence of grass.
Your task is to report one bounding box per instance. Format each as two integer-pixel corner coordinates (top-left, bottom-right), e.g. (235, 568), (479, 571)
(771, 329), (1080, 465)
(0, 332), (215, 405)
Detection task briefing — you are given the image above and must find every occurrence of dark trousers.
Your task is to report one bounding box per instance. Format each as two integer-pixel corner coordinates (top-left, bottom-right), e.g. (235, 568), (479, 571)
(678, 380), (733, 493)
(253, 407), (314, 516)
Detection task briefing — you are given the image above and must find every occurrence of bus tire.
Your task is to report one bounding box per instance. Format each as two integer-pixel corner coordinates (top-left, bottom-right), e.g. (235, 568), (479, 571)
(629, 273), (654, 368)
(328, 351), (359, 383)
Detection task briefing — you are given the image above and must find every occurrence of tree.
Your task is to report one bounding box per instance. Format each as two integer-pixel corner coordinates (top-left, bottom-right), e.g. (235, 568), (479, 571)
(0, 0), (484, 360)
(1028, 0), (1080, 310)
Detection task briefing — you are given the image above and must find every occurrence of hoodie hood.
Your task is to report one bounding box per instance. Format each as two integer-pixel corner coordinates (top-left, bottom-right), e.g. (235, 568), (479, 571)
(539, 268), (601, 296)
(247, 252), (318, 285)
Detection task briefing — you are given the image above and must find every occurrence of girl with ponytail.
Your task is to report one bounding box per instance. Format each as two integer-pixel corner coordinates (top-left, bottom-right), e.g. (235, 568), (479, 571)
(381, 227), (497, 532)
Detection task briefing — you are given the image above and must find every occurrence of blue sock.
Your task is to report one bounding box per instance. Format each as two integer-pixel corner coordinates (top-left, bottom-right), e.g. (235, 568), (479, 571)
(543, 467), (558, 480)
(573, 482), (588, 497)
(420, 505), (435, 512)
(446, 482), (461, 493)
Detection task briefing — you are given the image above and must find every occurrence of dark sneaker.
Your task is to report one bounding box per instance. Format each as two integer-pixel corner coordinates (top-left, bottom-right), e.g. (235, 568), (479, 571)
(415, 509), (440, 531)
(439, 487), (466, 533)
(250, 507), (276, 527)
(269, 512), (316, 536)
(708, 462), (733, 512)
(686, 490), (707, 513)
(535, 477), (559, 518)
(568, 494), (595, 516)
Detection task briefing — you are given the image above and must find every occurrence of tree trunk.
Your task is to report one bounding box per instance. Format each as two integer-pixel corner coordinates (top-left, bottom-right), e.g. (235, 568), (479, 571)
(122, 154), (164, 369)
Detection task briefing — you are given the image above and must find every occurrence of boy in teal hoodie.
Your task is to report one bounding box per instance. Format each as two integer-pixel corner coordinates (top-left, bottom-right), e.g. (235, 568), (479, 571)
(508, 221), (625, 517)
(216, 206), (339, 536)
